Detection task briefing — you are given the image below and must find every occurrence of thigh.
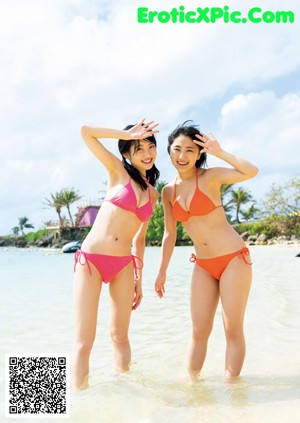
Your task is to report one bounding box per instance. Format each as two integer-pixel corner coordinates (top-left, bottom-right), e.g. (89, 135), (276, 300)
(73, 261), (102, 341)
(219, 256), (252, 326)
(190, 264), (220, 330)
(109, 261), (135, 332)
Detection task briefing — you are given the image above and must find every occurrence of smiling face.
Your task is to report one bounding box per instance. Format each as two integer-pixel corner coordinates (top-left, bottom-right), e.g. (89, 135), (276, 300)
(125, 139), (157, 175)
(169, 134), (201, 172)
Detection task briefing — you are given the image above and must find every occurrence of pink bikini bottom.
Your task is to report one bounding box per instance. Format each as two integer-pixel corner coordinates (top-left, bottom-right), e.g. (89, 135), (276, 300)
(74, 250), (143, 283)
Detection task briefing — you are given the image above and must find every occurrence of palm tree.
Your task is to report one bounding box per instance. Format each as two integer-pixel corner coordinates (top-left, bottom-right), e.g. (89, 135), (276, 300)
(59, 188), (82, 227)
(44, 192), (65, 227)
(11, 226), (20, 235)
(18, 216), (34, 235)
(240, 204), (260, 221)
(220, 183), (234, 216)
(229, 187), (254, 223)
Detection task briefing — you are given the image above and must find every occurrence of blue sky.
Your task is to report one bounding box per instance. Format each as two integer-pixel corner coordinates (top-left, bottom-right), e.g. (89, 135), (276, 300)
(1, 0), (300, 235)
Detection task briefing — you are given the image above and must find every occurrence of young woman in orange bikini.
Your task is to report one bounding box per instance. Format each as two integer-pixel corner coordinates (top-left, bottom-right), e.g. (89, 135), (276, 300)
(72, 119), (159, 390)
(154, 121), (258, 380)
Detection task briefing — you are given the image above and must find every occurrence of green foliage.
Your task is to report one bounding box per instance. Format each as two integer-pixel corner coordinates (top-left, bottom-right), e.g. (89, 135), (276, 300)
(13, 216), (35, 235)
(24, 229), (47, 243)
(229, 187), (255, 223)
(146, 204), (164, 242)
(44, 187), (82, 227)
(176, 222), (191, 244)
(235, 215), (300, 239)
(261, 175), (300, 217)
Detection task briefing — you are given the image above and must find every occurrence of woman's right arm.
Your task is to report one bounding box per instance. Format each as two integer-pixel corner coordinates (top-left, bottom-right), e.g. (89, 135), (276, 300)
(80, 126), (130, 174)
(80, 119), (159, 174)
(154, 186), (177, 298)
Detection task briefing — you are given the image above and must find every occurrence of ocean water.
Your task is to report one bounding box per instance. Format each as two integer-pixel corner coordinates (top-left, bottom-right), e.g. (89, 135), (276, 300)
(0, 245), (300, 422)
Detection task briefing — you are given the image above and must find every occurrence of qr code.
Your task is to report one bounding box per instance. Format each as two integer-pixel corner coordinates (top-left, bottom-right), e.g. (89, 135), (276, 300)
(5, 354), (70, 418)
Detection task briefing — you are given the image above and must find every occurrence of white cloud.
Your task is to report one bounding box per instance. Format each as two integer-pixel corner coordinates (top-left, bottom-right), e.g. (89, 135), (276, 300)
(218, 90), (300, 171)
(1, 0), (300, 234)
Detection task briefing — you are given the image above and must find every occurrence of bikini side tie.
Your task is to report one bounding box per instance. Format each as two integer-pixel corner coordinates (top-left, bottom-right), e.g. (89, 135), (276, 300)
(74, 250), (92, 276)
(237, 247), (253, 265)
(131, 254), (144, 280)
(189, 253), (197, 263)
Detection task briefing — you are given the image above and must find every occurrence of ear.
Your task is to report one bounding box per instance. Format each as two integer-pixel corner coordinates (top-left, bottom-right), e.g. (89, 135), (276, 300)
(123, 152), (130, 160)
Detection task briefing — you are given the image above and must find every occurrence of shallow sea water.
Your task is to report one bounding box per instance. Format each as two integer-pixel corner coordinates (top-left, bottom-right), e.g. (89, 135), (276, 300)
(0, 245), (300, 422)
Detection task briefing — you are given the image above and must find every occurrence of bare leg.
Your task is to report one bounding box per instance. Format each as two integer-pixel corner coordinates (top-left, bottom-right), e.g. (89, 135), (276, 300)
(188, 264), (219, 378)
(219, 257), (252, 380)
(109, 262), (135, 371)
(71, 263), (102, 390)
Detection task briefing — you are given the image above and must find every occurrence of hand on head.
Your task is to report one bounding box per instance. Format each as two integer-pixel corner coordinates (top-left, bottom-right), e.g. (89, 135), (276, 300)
(193, 132), (222, 156)
(127, 118), (159, 140)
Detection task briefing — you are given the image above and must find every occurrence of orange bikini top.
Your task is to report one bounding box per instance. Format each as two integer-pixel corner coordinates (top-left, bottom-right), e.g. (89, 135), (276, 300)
(172, 169), (222, 222)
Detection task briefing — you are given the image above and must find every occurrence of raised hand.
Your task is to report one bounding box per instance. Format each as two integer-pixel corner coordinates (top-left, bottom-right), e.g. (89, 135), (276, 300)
(126, 118), (159, 140)
(193, 132), (222, 157)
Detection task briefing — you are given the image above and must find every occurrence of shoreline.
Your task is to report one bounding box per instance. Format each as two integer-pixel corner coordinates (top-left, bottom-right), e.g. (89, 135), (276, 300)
(0, 241), (300, 251)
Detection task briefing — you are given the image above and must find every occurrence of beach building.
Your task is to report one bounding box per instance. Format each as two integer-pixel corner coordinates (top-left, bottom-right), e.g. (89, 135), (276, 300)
(75, 199), (101, 227)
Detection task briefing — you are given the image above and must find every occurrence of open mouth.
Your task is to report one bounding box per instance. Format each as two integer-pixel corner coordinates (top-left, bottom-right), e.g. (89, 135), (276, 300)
(177, 161), (189, 166)
(142, 159), (153, 164)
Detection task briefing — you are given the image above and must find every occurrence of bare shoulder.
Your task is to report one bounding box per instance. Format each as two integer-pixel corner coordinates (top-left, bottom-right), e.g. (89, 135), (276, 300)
(201, 167), (226, 182)
(199, 167), (225, 192)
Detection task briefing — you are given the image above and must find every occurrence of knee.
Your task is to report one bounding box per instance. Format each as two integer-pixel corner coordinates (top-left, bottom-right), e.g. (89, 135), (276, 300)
(224, 324), (244, 342)
(192, 325), (212, 342)
(74, 338), (94, 357)
(110, 328), (129, 345)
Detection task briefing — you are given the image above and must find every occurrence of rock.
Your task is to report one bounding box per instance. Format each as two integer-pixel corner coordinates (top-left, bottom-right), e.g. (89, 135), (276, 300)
(248, 235), (258, 242)
(241, 231), (249, 240)
(37, 233), (55, 247)
(256, 234), (268, 245)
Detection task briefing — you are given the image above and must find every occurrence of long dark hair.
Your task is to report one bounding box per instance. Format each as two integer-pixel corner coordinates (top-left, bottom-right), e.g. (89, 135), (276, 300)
(168, 120), (207, 168)
(118, 125), (160, 190)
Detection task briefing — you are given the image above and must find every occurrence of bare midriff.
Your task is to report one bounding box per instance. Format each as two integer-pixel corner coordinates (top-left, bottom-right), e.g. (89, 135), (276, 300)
(81, 201), (142, 255)
(183, 207), (245, 258)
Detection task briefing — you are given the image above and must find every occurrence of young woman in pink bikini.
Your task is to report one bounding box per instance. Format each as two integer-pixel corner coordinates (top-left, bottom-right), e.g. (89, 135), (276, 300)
(154, 121), (258, 380)
(72, 119), (159, 390)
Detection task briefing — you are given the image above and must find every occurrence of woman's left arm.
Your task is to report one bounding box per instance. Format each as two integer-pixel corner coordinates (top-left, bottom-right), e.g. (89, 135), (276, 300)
(194, 132), (259, 184)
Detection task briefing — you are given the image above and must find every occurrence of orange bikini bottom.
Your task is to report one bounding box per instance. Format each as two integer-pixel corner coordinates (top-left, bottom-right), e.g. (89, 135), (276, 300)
(190, 247), (252, 281)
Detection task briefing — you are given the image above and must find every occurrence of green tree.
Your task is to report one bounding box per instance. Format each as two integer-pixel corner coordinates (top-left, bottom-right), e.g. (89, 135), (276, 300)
(156, 180), (168, 204)
(11, 226), (20, 235)
(220, 183), (234, 222)
(17, 216), (34, 235)
(262, 175), (300, 217)
(229, 187), (254, 223)
(147, 204), (164, 243)
(240, 204), (260, 221)
(44, 192), (65, 227)
(59, 188), (82, 227)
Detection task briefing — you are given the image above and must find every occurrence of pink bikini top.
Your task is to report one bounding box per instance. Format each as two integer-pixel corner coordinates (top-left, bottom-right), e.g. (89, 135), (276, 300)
(172, 168), (222, 222)
(105, 178), (153, 222)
